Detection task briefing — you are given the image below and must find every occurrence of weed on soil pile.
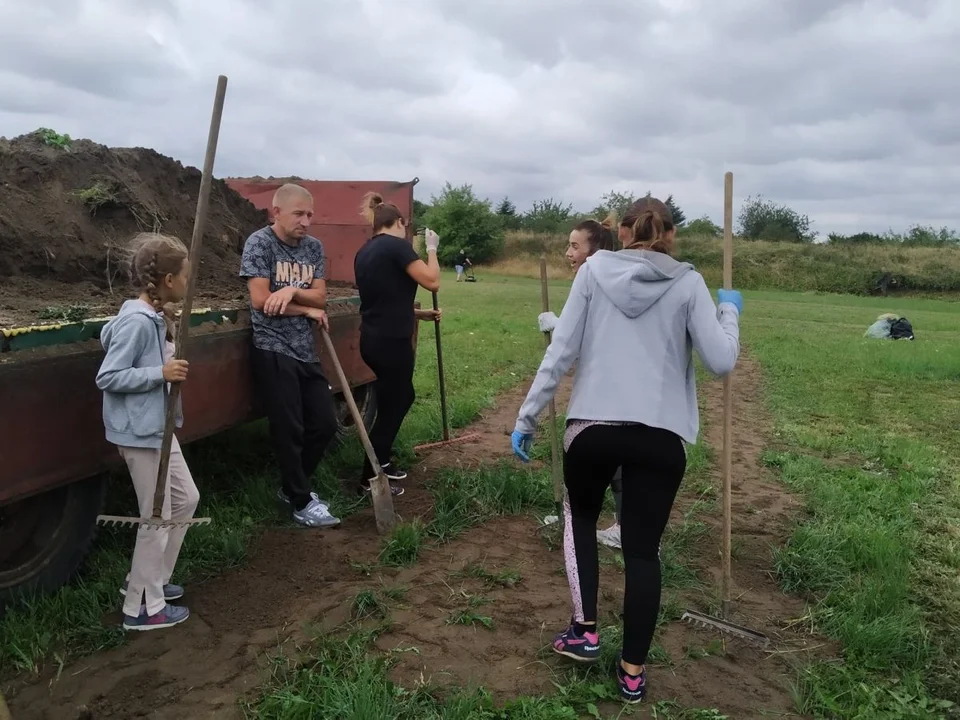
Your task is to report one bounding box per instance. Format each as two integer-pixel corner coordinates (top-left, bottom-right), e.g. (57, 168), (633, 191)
(0, 129), (269, 326)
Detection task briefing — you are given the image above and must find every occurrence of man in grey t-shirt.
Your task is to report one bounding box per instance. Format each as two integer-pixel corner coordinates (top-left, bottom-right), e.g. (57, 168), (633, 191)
(239, 183), (340, 529)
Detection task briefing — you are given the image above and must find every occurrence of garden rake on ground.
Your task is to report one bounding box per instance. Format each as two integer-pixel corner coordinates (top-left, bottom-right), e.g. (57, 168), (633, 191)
(680, 171), (769, 647)
(96, 75), (228, 531)
(413, 289), (481, 452)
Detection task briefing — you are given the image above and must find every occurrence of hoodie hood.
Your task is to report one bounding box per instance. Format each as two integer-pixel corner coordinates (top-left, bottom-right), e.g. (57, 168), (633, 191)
(100, 299), (164, 351)
(584, 249), (694, 318)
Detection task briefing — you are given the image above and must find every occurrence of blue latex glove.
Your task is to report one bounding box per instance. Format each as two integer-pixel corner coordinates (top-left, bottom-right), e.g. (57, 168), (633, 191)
(716, 289), (743, 314)
(511, 430), (533, 462)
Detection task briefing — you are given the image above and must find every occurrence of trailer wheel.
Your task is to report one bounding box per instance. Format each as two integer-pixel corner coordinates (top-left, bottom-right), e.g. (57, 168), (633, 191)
(334, 382), (377, 444)
(0, 474), (108, 612)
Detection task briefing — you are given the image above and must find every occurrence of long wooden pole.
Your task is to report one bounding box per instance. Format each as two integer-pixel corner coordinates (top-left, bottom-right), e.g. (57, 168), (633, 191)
(152, 76), (228, 519)
(721, 171), (734, 618)
(431, 291), (450, 442)
(321, 330), (396, 534)
(539, 256), (563, 517)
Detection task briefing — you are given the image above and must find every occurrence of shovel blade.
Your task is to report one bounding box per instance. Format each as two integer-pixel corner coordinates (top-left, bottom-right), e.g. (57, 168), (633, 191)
(367, 472), (397, 535)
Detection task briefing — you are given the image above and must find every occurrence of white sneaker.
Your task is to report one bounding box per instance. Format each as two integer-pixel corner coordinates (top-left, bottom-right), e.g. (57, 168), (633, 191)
(293, 498), (341, 528)
(597, 523), (621, 549)
(278, 488), (329, 509)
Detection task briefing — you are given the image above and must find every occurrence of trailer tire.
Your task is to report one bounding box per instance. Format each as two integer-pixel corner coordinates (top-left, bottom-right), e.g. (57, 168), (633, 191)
(0, 474), (108, 613)
(333, 382), (377, 445)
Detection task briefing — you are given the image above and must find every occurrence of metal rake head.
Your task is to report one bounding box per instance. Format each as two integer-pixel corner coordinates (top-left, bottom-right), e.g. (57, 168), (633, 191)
(96, 514), (212, 530)
(681, 610), (770, 647)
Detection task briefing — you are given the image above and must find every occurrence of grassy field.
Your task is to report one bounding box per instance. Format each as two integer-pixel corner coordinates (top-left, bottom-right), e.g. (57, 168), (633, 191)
(2, 272), (959, 718)
(491, 231), (960, 296)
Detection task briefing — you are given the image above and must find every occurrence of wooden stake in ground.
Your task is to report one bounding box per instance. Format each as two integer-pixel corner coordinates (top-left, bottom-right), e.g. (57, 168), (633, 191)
(320, 329), (396, 534)
(721, 170), (734, 618)
(96, 75), (228, 530)
(540, 255), (563, 517)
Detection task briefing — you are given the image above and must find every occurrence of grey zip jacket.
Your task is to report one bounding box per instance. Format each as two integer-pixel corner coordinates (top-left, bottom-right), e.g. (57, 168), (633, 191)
(96, 299), (183, 449)
(515, 249), (740, 444)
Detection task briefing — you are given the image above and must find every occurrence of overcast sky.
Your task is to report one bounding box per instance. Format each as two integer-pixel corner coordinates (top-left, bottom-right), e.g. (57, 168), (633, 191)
(1, 0), (958, 236)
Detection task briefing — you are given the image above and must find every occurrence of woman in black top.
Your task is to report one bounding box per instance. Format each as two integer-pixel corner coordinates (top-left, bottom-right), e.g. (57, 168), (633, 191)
(353, 192), (442, 495)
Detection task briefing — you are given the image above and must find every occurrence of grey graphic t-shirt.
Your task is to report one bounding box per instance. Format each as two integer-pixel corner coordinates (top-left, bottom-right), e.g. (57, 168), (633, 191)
(239, 226), (325, 363)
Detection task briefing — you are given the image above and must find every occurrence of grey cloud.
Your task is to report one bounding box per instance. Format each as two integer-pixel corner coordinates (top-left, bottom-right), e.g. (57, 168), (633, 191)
(0, 0), (958, 235)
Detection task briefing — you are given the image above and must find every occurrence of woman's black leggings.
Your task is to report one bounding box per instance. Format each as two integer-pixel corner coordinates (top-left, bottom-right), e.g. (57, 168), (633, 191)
(563, 423), (686, 666)
(359, 331), (416, 479)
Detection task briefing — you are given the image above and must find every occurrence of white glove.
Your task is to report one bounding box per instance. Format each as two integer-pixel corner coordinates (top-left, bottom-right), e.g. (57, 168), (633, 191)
(424, 228), (440, 253)
(538, 311), (558, 333)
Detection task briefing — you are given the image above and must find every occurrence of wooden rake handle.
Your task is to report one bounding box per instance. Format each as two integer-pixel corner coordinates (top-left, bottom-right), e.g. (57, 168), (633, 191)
(721, 171), (735, 617)
(153, 75), (228, 519)
(320, 328), (396, 534)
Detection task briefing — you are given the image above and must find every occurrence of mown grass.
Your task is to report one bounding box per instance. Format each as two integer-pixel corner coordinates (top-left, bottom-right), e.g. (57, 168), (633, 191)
(6, 270), (958, 719)
(491, 230), (960, 296)
(744, 290), (960, 718)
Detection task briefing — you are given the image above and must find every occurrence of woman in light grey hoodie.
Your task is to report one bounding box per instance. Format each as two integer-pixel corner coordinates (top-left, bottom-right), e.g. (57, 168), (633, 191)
(512, 197), (742, 704)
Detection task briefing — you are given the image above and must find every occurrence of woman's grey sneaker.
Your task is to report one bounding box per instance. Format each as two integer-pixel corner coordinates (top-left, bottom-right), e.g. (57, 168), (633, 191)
(118, 581), (183, 601)
(293, 497), (341, 528)
(277, 488), (330, 509)
(123, 604), (190, 631)
(380, 463), (407, 481)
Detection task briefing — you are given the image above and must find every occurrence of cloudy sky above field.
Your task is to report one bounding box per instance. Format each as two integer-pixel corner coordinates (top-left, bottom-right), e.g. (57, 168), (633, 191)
(1, 0), (958, 236)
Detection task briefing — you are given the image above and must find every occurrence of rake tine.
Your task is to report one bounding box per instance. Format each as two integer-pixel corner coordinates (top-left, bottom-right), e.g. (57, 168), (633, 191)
(680, 610), (770, 647)
(96, 515), (212, 529)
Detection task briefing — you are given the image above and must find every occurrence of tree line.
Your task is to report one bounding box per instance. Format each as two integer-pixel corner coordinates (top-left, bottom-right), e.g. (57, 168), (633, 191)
(414, 182), (959, 265)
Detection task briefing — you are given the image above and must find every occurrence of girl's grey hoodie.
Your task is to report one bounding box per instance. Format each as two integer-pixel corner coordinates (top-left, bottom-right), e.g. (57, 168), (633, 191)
(95, 299), (182, 449)
(515, 249), (740, 445)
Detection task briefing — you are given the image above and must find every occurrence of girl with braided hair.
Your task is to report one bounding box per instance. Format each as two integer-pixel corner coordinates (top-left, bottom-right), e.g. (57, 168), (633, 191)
(95, 232), (200, 631)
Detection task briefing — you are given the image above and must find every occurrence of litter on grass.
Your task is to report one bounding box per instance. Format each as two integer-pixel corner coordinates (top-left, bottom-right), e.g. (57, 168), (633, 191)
(865, 313), (915, 340)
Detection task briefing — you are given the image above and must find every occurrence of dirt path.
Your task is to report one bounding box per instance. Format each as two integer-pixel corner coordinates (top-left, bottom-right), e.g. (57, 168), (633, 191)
(7, 356), (826, 719)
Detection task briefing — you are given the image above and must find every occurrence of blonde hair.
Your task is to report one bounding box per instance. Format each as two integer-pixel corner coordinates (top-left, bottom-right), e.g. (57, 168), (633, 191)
(360, 191), (404, 233)
(626, 210), (675, 255)
(127, 232), (188, 340)
(272, 182), (312, 209)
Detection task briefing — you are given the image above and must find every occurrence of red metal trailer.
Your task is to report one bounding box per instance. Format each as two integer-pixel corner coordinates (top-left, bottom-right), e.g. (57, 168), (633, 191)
(0, 177), (419, 608)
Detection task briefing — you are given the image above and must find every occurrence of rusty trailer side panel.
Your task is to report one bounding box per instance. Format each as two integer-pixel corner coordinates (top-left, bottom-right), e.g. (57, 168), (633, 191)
(225, 178), (419, 285)
(0, 307), (376, 508)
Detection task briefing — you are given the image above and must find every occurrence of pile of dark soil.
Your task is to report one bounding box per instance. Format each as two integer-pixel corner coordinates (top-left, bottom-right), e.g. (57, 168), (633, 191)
(0, 130), (269, 326)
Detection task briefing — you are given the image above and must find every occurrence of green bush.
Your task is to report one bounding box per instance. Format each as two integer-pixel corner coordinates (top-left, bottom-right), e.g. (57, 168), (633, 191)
(421, 183), (504, 265)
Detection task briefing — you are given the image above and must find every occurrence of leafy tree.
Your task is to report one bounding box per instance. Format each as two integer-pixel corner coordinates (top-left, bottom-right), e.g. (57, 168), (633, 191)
(593, 190), (685, 227)
(411, 198), (431, 233)
(737, 194), (816, 243)
(521, 198), (575, 233)
(421, 183), (504, 264)
(592, 190), (636, 221)
(683, 215), (722, 237)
